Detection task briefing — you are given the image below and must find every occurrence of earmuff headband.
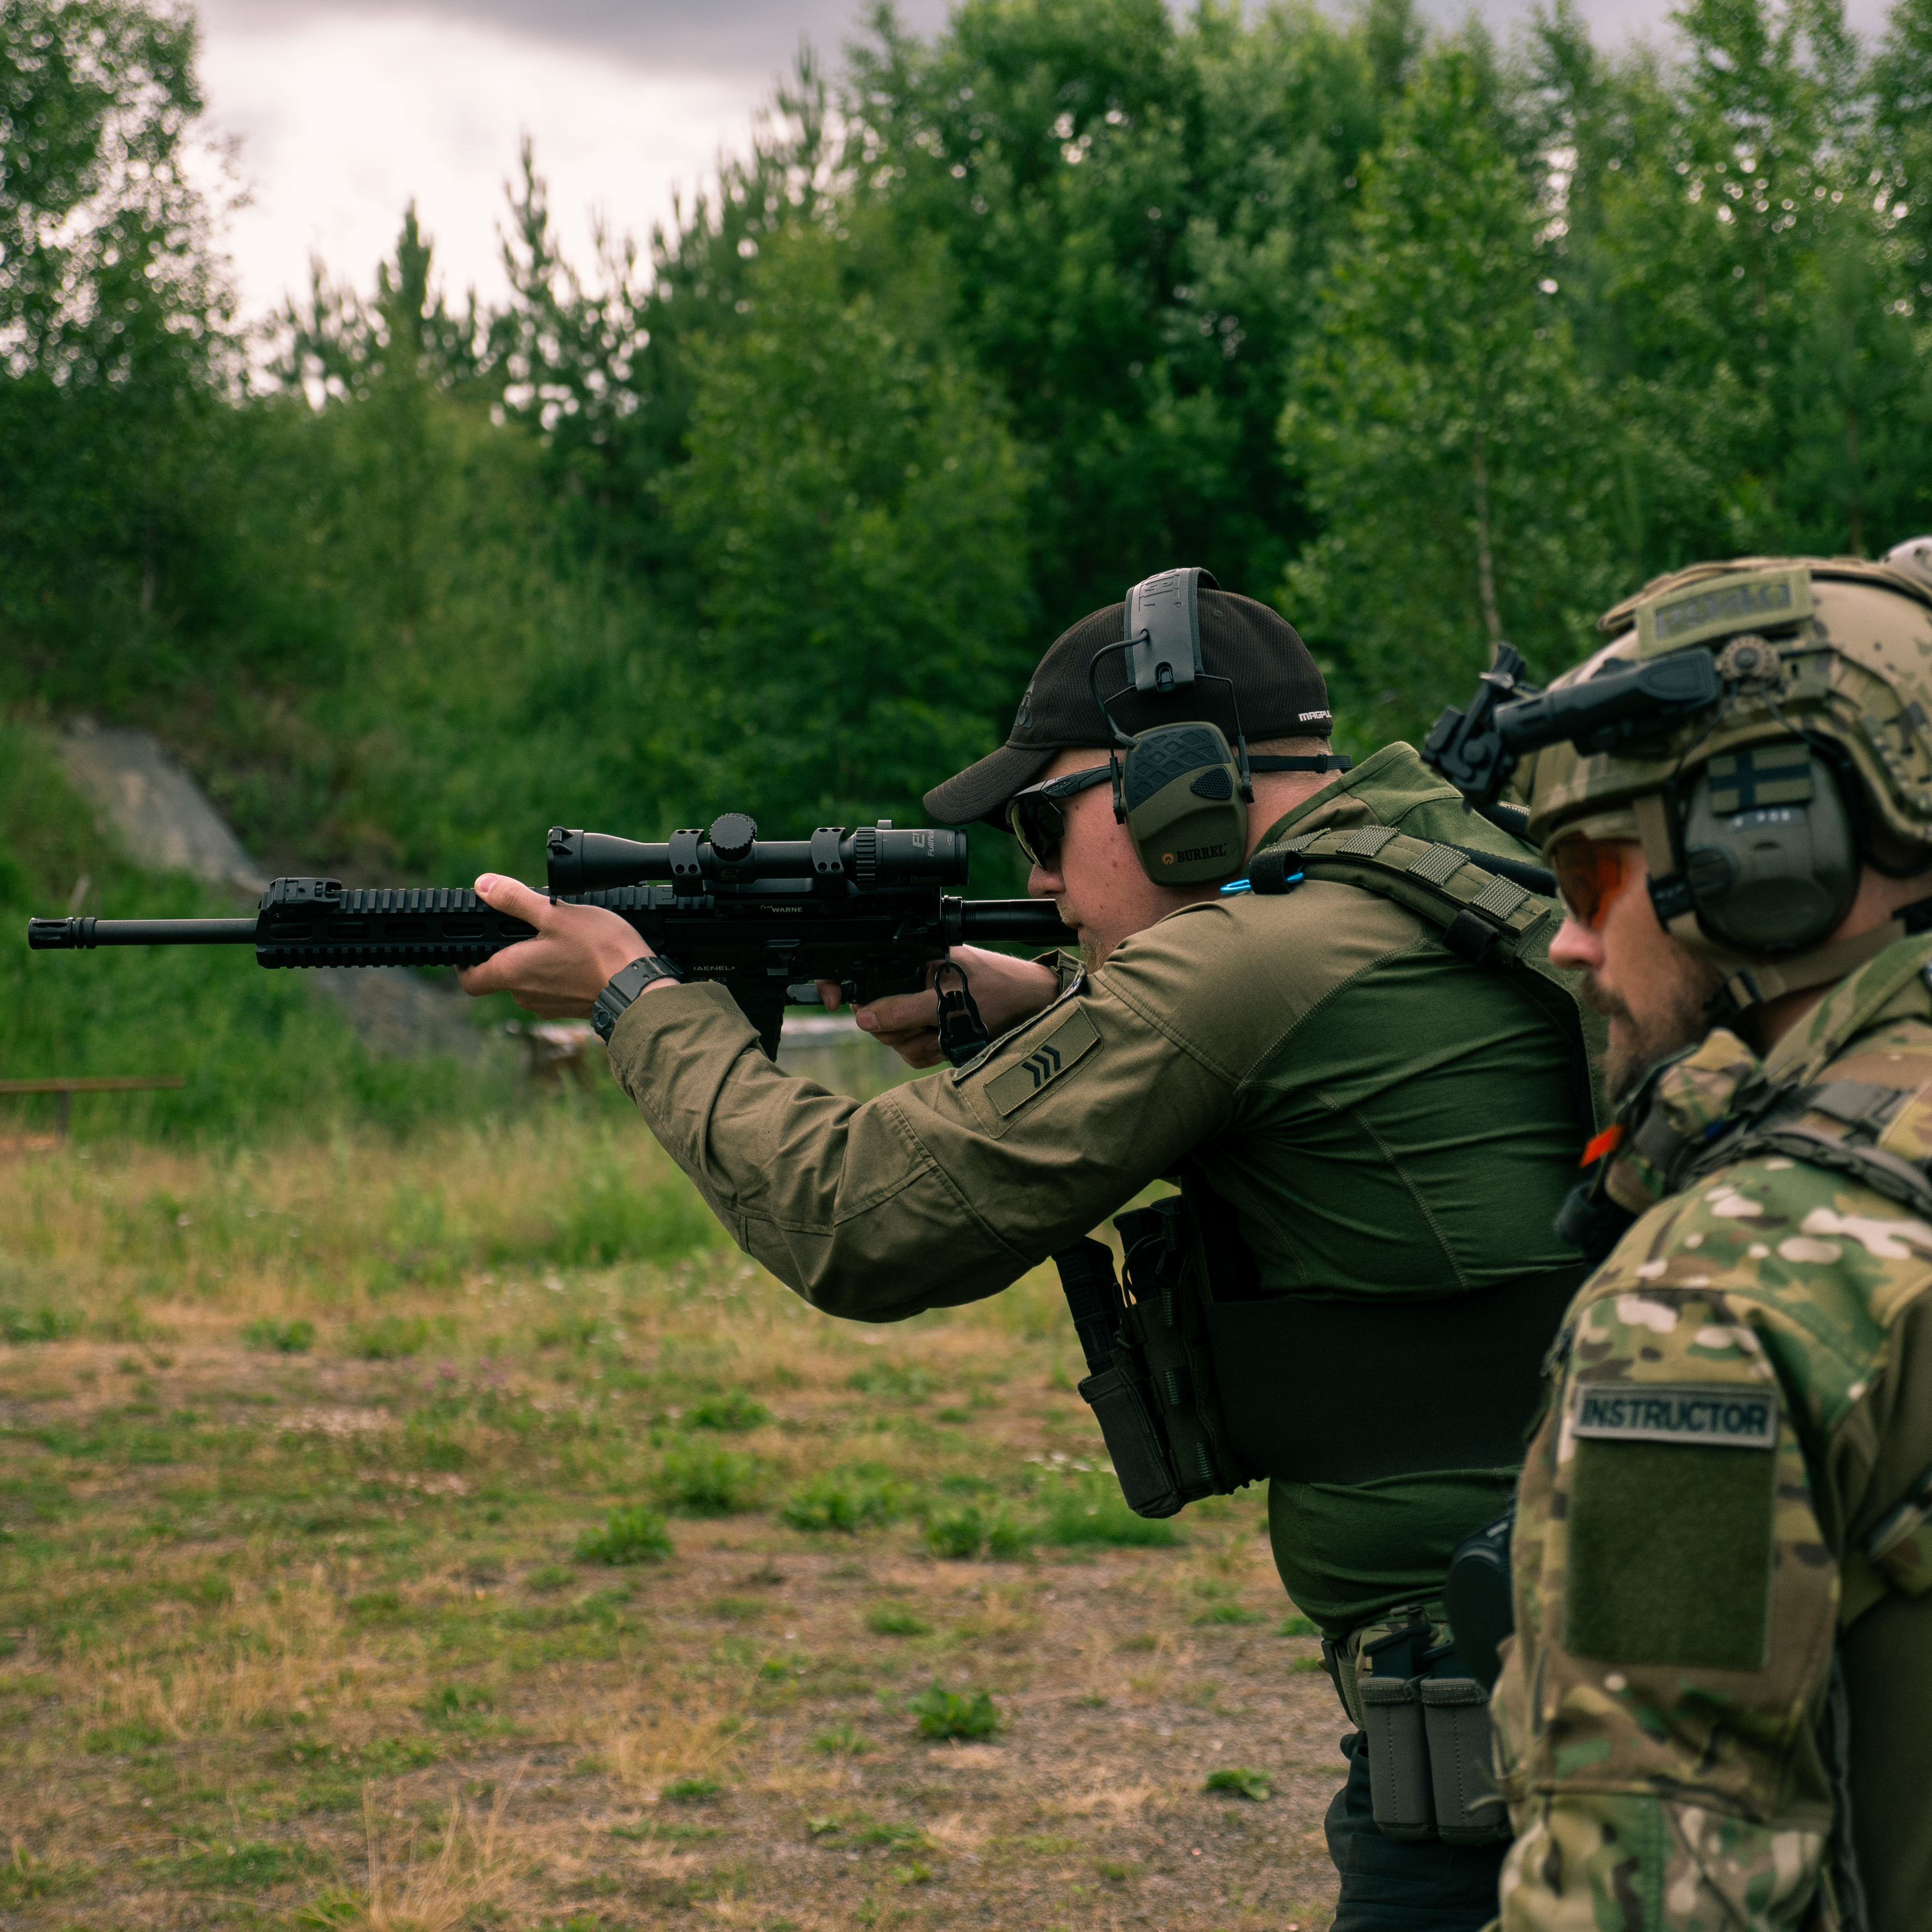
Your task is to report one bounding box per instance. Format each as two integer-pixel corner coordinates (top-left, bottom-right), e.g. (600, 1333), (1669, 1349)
(1081, 568), (1262, 885)
(1123, 567), (1219, 695)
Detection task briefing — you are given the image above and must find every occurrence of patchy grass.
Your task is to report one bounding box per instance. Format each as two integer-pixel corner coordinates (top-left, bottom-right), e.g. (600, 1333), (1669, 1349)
(662, 1775), (722, 1803)
(908, 1682), (1001, 1741)
(574, 1506), (673, 1565)
(779, 1467), (908, 1533)
(653, 1441), (765, 1515)
(242, 1315), (315, 1353)
(682, 1388), (770, 1432)
(0, 1115), (1343, 1928)
(812, 1720), (871, 1755)
(1205, 1766), (1274, 1801)
(1039, 1471), (1185, 1548)
(1196, 1603), (1270, 1628)
(923, 1501), (1029, 1562)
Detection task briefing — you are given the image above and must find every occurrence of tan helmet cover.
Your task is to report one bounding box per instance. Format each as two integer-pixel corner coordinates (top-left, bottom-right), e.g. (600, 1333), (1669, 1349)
(1524, 553), (1932, 858)
(1521, 552), (1932, 1007)
(1885, 533), (1932, 594)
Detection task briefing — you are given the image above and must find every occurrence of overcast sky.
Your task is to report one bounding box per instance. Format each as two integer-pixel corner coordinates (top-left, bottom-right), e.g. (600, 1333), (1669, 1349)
(193, 0), (1899, 329)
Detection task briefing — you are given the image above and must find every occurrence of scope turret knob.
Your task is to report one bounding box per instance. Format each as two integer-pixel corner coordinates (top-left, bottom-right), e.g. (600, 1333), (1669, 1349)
(708, 813), (758, 862)
(852, 825), (879, 886)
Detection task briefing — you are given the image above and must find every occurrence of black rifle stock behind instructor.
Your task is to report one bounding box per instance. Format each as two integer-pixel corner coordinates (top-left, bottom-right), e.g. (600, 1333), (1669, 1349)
(459, 573), (1596, 1929)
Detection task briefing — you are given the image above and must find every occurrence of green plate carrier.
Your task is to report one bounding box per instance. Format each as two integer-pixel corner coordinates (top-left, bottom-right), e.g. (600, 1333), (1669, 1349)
(1052, 822), (1606, 1519)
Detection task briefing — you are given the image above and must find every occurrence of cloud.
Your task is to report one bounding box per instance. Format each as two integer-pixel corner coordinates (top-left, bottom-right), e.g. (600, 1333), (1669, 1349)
(192, 0), (953, 323)
(193, 0), (1898, 328)
(201, 21), (731, 321)
(196, 0), (949, 80)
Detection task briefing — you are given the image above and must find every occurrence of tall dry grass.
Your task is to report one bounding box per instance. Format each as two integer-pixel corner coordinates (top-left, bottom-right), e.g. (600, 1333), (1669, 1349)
(0, 1110), (1084, 1363)
(297, 1786), (519, 1932)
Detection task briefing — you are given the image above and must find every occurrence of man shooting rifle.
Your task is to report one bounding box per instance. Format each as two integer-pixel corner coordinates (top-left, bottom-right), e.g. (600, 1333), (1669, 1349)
(459, 571), (1601, 1928)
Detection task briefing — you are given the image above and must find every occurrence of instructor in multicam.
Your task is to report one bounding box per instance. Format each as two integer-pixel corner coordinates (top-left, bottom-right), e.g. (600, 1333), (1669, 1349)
(1436, 541), (1932, 1931)
(458, 570), (1599, 1928)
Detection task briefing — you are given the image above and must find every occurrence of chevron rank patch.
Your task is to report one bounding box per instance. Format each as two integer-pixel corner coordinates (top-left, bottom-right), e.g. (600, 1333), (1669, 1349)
(984, 1007), (1102, 1118)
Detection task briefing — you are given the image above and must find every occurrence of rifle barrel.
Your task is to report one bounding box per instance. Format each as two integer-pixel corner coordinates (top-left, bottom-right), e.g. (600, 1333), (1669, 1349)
(29, 916), (260, 950)
(954, 900), (1076, 946)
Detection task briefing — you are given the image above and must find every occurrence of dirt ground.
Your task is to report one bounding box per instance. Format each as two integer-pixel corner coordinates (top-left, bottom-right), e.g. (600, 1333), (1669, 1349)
(0, 1139), (1349, 1931)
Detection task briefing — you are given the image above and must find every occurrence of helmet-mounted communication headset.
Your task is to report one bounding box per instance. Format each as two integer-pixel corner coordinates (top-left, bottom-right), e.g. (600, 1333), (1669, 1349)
(1422, 554), (1932, 1020)
(1085, 567), (1347, 886)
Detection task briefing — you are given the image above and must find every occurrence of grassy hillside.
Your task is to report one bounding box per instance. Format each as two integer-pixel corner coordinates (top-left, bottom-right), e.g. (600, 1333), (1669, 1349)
(0, 721), (526, 1142)
(8, 0), (1931, 1146)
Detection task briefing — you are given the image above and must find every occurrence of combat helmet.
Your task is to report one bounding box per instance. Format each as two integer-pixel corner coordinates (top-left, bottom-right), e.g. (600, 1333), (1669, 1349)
(1422, 543), (1932, 1019)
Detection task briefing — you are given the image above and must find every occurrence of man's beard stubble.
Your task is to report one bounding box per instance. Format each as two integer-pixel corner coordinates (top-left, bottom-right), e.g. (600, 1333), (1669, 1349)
(1580, 951), (1726, 1108)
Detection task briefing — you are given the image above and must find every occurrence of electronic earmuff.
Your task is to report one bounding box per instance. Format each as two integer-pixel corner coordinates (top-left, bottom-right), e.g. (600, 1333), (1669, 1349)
(1088, 568), (1349, 886)
(1088, 569), (1251, 885)
(1652, 736), (1860, 953)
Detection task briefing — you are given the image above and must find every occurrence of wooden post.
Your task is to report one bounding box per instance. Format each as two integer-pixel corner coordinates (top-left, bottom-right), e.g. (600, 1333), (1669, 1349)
(0, 1076), (187, 1146)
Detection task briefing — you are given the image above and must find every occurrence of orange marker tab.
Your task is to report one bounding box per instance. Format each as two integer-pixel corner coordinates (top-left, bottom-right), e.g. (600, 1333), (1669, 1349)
(1581, 1123), (1626, 1167)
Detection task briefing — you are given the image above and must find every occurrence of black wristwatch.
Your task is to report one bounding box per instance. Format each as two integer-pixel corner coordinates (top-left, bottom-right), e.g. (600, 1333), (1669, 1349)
(591, 954), (686, 1041)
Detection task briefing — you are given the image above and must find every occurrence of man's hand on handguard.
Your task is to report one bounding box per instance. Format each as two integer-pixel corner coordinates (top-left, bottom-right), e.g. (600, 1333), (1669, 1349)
(456, 875), (658, 1018)
(814, 946), (1061, 1069)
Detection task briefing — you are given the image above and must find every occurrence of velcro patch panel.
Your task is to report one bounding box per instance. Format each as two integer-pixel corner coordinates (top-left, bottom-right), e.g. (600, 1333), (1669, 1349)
(1633, 565), (1812, 658)
(984, 1007), (1102, 1117)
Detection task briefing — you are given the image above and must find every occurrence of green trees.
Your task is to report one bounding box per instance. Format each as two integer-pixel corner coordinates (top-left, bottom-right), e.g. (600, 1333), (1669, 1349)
(213, 207), (652, 881)
(1282, 0), (1932, 750)
(666, 222), (1032, 830)
(0, 0), (236, 697)
(846, 0), (1386, 617)
(2, 0), (1929, 884)
(1281, 38), (1622, 743)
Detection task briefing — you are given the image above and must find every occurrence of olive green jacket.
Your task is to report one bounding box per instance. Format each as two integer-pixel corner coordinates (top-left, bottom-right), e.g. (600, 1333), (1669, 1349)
(1493, 937), (1932, 1931)
(609, 744), (1585, 1627)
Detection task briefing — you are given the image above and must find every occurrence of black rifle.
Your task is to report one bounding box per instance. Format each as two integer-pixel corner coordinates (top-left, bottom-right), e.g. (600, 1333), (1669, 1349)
(27, 814), (1076, 1062)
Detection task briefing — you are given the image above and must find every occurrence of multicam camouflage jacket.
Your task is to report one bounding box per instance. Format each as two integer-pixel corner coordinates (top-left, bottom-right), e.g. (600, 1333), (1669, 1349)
(1492, 934), (1932, 1932)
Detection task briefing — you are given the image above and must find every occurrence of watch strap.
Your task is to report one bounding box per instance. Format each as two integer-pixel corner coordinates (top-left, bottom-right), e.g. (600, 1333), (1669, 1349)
(592, 954), (685, 1041)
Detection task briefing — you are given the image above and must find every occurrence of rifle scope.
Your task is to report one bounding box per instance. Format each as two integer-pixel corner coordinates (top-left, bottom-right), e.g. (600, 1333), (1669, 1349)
(547, 818), (970, 895)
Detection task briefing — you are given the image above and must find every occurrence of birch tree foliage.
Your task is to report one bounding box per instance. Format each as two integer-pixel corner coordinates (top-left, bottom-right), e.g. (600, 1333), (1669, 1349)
(662, 219), (1033, 834)
(1278, 42), (1622, 751)
(0, 0), (235, 677)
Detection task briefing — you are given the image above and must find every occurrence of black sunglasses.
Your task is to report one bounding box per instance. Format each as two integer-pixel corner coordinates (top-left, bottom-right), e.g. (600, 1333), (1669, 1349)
(1006, 765), (1114, 868)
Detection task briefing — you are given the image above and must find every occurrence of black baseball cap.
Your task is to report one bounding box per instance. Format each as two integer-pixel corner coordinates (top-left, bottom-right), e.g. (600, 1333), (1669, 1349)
(925, 584), (1333, 828)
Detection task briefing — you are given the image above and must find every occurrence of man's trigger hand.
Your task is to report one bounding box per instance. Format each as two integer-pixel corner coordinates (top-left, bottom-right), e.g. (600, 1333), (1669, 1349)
(455, 874), (648, 1019)
(856, 987), (954, 1069)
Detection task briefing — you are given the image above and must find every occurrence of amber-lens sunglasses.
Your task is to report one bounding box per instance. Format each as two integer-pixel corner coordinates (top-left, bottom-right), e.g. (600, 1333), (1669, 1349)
(1550, 834), (1638, 932)
(1006, 765), (1113, 869)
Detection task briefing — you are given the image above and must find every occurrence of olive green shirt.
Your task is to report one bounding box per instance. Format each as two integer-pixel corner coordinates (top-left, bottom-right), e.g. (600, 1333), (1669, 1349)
(608, 744), (1583, 1628)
